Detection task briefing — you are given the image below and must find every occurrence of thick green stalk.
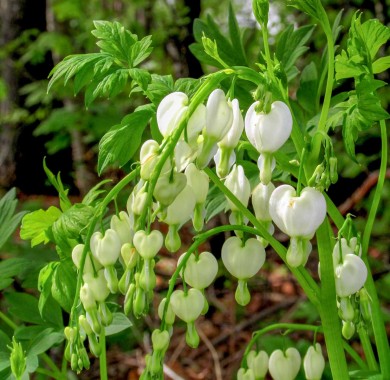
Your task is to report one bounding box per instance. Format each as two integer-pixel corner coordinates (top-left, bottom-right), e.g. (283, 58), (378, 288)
(357, 325), (378, 371)
(99, 328), (108, 380)
(360, 120), (390, 378)
(317, 220), (349, 379)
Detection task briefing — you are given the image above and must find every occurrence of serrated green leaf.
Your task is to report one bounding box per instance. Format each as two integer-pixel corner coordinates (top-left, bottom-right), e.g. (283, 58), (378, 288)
(131, 35), (153, 67)
(82, 179), (111, 206)
(147, 74), (174, 105)
(20, 206), (62, 247)
(129, 68), (151, 92)
(98, 107), (154, 174)
(360, 19), (390, 59)
(51, 260), (76, 313)
(92, 69), (129, 101)
(335, 50), (367, 81)
(276, 25), (315, 81)
(0, 189), (26, 249)
(105, 313), (133, 336)
(43, 159), (72, 211)
(288, 0), (326, 22)
(52, 204), (94, 248)
(372, 56), (390, 74)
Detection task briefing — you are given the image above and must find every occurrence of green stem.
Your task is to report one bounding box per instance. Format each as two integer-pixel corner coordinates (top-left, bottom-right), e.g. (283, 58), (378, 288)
(311, 21), (335, 164)
(261, 22), (272, 68)
(0, 310), (17, 330)
(204, 167), (321, 307)
(360, 120), (390, 378)
(70, 167), (140, 326)
(357, 325), (378, 371)
(343, 341), (368, 370)
(317, 220), (350, 379)
(99, 327), (108, 380)
(242, 323), (323, 367)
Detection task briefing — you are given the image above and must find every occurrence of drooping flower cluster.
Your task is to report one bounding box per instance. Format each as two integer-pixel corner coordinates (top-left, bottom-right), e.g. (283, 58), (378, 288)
(238, 344), (325, 380)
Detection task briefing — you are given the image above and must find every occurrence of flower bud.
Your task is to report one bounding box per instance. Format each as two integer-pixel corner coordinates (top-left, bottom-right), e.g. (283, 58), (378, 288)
(83, 269), (110, 302)
(303, 343), (325, 380)
(152, 329), (170, 352)
(110, 211), (133, 245)
(72, 244), (102, 274)
(153, 172), (187, 206)
(342, 320), (355, 340)
(9, 337), (26, 380)
(163, 185), (197, 226)
(185, 163), (209, 204)
(80, 283), (96, 311)
(252, 182), (275, 222)
(157, 92), (188, 138)
(158, 298), (176, 325)
(224, 165), (251, 211)
(237, 368), (255, 380)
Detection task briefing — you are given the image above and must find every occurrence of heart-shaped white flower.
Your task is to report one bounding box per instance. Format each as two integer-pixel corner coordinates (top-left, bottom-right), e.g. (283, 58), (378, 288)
(269, 348), (301, 380)
(133, 229), (163, 260)
(178, 251), (218, 289)
(90, 229), (121, 267)
(237, 368), (255, 380)
(303, 343), (325, 380)
(153, 172), (187, 206)
(252, 182), (275, 222)
(247, 350), (269, 379)
(224, 165), (251, 210)
(170, 288), (204, 323)
(157, 92), (188, 137)
(222, 236), (265, 280)
(269, 185), (326, 239)
(334, 254), (367, 297)
(245, 101), (292, 154)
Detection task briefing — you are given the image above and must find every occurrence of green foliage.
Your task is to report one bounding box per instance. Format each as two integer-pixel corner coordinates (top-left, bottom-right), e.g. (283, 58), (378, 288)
(48, 21), (153, 107)
(98, 105), (154, 174)
(0, 189), (27, 249)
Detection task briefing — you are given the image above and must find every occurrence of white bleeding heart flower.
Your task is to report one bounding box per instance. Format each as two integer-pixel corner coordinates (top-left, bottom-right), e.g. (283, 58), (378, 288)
(174, 140), (198, 172)
(269, 185), (327, 239)
(157, 92), (188, 137)
(83, 270), (110, 302)
(72, 243), (102, 274)
(153, 172), (187, 206)
(164, 185), (197, 226)
(178, 251), (218, 289)
(170, 288), (204, 323)
(247, 350), (269, 379)
(185, 163), (209, 204)
(252, 182), (275, 222)
(332, 238), (355, 268)
(334, 254), (367, 297)
(139, 140), (171, 181)
(186, 103), (206, 143)
(133, 229), (164, 260)
(90, 229), (121, 267)
(158, 298), (176, 325)
(245, 100), (292, 154)
(222, 236), (265, 280)
(224, 165), (251, 211)
(237, 368), (255, 380)
(268, 348), (301, 380)
(303, 343), (325, 380)
(80, 283), (96, 311)
(110, 211), (133, 245)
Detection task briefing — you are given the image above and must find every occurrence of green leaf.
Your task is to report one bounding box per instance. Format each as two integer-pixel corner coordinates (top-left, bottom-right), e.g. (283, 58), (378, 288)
(360, 19), (390, 60)
(27, 328), (64, 357)
(98, 106), (154, 174)
(43, 159), (72, 211)
(51, 203), (94, 251)
(5, 293), (44, 325)
(205, 184), (227, 222)
(20, 206), (62, 247)
(51, 260), (76, 313)
(297, 62), (318, 113)
(0, 278), (13, 291)
(288, 0), (326, 23)
(349, 370), (382, 379)
(91, 69), (129, 103)
(104, 313), (132, 336)
(147, 74), (174, 105)
(131, 35), (153, 67)
(228, 3), (247, 66)
(129, 68), (151, 92)
(37, 262), (58, 320)
(82, 179), (111, 207)
(0, 258), (30, 279)
(0, 188), (27, 249)
(372, 56), (390, 74)
(276, 25), (315, 81)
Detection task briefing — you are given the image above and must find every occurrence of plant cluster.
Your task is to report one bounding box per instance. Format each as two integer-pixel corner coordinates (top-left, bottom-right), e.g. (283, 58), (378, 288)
(1, 0), (389, 379)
